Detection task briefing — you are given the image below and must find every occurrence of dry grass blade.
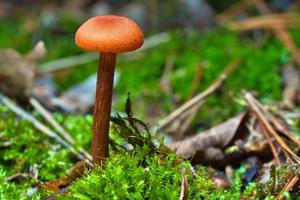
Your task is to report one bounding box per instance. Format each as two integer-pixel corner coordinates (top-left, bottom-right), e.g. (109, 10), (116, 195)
(245, 92), (300, 163)
(276, 167), (300, 200)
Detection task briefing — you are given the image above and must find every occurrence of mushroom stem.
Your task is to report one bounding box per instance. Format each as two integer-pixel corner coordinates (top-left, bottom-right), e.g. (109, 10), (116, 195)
(92, 52), (117, 166)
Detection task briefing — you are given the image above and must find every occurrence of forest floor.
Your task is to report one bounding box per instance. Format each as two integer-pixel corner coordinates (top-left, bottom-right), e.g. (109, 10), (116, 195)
(1, 5), (300, 200)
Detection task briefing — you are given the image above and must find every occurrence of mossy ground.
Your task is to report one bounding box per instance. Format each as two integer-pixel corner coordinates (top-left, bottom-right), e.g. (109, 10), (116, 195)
(0, 14), (299, 199)
(0, 106), (256, 199)
(57, 146), (255, 200)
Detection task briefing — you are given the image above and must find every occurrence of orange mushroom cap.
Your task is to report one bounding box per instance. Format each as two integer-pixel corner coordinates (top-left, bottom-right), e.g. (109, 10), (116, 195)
(75, 15), (144, 53)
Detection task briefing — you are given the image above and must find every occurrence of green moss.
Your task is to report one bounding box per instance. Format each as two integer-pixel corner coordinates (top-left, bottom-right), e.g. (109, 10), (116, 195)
(58, 145), (262, 200)
(58, 146), (224, 200)
(0, 104), (93, 199)
(0, 103), (259, 199)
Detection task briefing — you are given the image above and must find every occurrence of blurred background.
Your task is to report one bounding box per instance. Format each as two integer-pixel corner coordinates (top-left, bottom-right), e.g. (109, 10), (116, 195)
(0, 0), (300, 128)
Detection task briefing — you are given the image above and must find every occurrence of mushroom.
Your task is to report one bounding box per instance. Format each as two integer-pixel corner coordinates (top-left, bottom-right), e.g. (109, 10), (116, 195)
(75, 15), (144, 166)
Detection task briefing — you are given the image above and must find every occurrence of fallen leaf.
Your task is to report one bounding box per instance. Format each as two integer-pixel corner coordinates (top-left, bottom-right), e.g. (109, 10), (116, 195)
(0, 41), (47, 101)
(170, 112), (249, 159)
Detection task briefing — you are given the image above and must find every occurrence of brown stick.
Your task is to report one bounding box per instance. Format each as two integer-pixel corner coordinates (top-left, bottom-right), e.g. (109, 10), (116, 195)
(92, 53), (116, 166)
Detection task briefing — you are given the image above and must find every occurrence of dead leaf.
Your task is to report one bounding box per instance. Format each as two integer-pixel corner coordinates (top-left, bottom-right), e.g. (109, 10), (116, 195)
(0, 41), (47, 101)
(170, 112), (249, 159)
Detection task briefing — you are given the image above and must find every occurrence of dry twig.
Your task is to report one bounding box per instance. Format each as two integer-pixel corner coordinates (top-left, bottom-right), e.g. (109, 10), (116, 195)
(245, 92), (300, 163)
(157, 58), (242, 138)
(175, 63), (203, 138)
(29, 97), (92, 161)
(0, 93), (91, 164)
